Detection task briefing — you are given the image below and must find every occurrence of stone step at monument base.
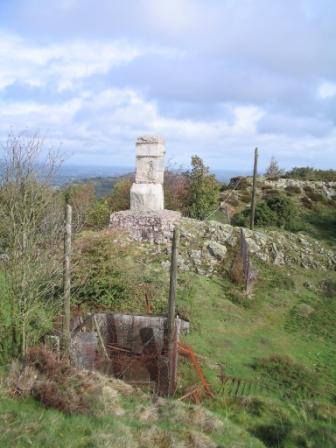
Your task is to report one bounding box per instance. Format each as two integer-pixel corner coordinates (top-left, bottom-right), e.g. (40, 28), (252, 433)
(109, 209), (181, 244)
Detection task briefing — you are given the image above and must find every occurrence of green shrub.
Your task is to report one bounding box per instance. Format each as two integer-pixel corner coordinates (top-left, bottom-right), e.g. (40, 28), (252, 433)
(233, 193), (303, 231)
(187, 155), (221, 220)
(107, 177), (132, 212)
(231, 210), (248, 226)
(86, 199), (110, 229)
(71, 232), (165, 312)
(254, 202), (277, 227)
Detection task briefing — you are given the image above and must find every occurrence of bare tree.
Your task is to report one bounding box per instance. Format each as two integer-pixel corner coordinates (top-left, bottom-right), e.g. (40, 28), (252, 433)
(0, 131), (64, 357)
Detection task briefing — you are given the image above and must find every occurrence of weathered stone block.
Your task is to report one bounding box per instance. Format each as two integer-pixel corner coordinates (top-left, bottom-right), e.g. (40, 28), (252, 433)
(135, 136), (166, 185)
(130, 183), (164, 210)
(109, 210), (181, 244)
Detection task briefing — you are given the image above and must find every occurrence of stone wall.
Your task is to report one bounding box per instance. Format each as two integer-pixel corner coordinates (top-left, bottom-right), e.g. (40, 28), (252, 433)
(109, 209), (181, 244)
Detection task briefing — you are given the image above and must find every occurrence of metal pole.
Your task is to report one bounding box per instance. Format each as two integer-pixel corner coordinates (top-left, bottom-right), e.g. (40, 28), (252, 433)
(167, 227), (179, 395)
(250, 147), (259, 230)
(63, 203), (72, 357)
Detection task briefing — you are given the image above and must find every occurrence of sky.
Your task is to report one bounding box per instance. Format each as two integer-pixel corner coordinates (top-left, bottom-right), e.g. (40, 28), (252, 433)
(0, 0), (336, 171)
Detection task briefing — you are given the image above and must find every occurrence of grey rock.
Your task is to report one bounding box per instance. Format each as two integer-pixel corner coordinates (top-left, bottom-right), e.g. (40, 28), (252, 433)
(205, 240), (227, 260)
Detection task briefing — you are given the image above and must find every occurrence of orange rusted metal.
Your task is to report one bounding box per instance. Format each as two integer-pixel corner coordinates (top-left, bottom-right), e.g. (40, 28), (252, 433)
(178, 342), (214, 399)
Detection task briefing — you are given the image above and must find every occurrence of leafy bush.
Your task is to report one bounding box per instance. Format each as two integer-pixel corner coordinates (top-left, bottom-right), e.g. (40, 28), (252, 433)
(86, 198), (111, 229)
(108, 177), (133, 212)
(262, 194), (302, 229)
(254, 201), (278, 227)
(186, 156), (221, 220)
(231, 211), (247, 226)
(72, 232), (140, 311)
(232, 193), (303, 231)
(71, 231), (167, 313)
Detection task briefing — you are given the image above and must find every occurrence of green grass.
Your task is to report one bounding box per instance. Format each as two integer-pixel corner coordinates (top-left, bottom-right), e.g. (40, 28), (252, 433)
(179, 265), (336, 389)
(175, 261), (336, 447)
(0, 389), (266, 448)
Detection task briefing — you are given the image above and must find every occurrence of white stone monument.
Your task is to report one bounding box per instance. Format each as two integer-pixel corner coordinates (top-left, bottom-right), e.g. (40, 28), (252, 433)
(109, 136), (181, 244)
(130, 136), (166, 210)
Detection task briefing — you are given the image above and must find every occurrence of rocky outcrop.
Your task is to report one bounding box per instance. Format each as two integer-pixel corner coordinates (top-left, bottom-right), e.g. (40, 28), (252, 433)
(263, 179), (336, 199)
(174, 219), (336, 274)
(110, 213), (336, 274)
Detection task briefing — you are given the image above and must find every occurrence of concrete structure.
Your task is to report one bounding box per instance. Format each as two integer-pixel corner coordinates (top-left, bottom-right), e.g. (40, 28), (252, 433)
(70, 313), (189, 394)
(130, 136), (165, 210)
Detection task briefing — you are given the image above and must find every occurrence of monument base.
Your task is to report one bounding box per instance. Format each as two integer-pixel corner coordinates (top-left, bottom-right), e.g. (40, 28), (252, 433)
(109, 209), (181, 244)
(130, 183), (164, 210)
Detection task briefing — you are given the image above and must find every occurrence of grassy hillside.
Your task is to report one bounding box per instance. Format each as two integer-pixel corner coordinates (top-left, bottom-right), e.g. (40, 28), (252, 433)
(177, 265), (336, 447)
(1, 175), (335, 447)
(67, 222), (336, 447)
(0, 359), (264, 448)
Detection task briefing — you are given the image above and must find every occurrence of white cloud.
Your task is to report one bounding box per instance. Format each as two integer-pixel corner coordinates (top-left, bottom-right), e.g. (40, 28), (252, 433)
(318, 81), (336, 99)
(0, 32), (157, 92)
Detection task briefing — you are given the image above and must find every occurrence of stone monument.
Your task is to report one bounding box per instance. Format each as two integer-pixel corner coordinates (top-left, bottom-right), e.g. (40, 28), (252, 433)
(130, 136), (165, 210)
(109, 136), (181, 244)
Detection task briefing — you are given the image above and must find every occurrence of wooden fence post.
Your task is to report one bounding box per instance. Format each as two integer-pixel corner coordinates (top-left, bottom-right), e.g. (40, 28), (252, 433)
(250, 147), (259, 230)
(63, 203), (72, 357)
(167, 227), (179, 395)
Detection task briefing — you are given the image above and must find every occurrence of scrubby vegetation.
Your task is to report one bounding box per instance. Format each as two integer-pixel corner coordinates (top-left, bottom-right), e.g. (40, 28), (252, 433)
(285, 167), (336, 181)
(232, 192), (304, 231)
